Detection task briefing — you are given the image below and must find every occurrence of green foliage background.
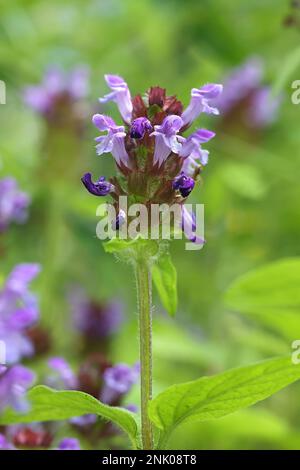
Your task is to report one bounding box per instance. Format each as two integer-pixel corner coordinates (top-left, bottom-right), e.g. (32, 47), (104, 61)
(0, 0), (300, 449)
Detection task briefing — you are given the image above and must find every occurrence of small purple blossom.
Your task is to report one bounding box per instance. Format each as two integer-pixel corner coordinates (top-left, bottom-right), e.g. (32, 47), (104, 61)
(130, 117), (152, 139)
(112, 209), (126, 231)
(173, 172), (195, 198)
(181, 206), (205, 246)
(0, 365), (35, 412)
(81, 173), (114, 197)
(181, 84), (223, 126)
(24, 66), (89, 115)
(70, 414), (97, 427)
(0, 178), (30, 232)
(0, 263), (40, 364)
(180, 128), (216, 175)
(57, 437), (81, 450)
(99, 74), (133, 123)
(92, 114), (130, 168)
(0, 433), (15, 450)
(151, 115), (185, 166)
(101, 363), (140, 405)
(47, 357), (78, 390)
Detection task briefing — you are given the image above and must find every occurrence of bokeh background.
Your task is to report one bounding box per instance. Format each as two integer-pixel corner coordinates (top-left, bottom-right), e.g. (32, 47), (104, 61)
(1, 0), (300, 450)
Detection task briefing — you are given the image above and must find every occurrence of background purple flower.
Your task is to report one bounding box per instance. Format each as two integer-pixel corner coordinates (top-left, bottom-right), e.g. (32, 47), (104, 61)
(57, 437), (81, 450)
(47, 357), (78, 390)
(0, 263), (41, 364)
(0, 178), (30, 232)
(0, 365), (35, 412)
(23, 66), (89, 115)
(101, 362), (140, 405)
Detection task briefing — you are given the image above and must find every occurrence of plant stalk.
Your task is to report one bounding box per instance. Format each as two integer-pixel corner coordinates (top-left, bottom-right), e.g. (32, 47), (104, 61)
(135, 256), (154, 450)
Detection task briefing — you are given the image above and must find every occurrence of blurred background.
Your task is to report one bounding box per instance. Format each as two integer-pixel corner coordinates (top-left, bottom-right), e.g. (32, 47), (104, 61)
(1, 0), (300, 450)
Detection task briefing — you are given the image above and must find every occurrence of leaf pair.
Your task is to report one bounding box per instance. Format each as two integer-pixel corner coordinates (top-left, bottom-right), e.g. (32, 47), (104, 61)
(2, 356), (300, 449)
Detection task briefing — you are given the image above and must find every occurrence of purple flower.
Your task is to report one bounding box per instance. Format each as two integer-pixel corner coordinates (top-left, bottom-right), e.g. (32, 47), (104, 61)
(70, 414), (97, 427)
(92, 114), (130, 168)
(0, 433), (15, 450)
(0, 365), (35, 412)
(101, 362), (139, 404)
(151, 115), (185, 166)
(57, 437), (81, 450)
(173, 172), (195, 198)
(47, 357), (78, 390)
(70, 288), (123, 339)
(247, 86), (281, 128)
(0, 263), (40, 364)
(81, 173), (114, 197)
(180, 128), (216, 175)
(181, 84), (223, 126)
(112, 209), (126, 231)
(212, 58), (263, 115)
(24, 66), (89, 115)
(130, 117), (152, 139)
(0, 178), (30, 232)
(181, 206), (205, 245)
(99, 74), (133, 123)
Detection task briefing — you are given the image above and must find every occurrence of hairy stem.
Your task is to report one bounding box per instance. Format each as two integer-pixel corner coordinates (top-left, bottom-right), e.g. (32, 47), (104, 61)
(135, 256), (154, 450)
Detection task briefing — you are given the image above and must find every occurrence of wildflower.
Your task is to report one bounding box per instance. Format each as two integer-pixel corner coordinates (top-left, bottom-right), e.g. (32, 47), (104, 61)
(81, 173), (115, 197)
(0, 178), (30, 232)
(83, 74), (221, 244)
(172, 172), (195, 198)
(0, 433), (15, 450)
(0, 263), (41, 363)
(130, 117), (152, 139)
(10, 424), (52, 449)
(47, 357), (78, 390)
(212, 58), (281, 129)
(0, 365), (35, 412)
(57, 437), (81, 450)
(99, 74), (132, 123)
(101, 362), (140, 404)
(24, 66), (89, 116)
(181, 84), (223, 126)
(182, 206), (205, 246)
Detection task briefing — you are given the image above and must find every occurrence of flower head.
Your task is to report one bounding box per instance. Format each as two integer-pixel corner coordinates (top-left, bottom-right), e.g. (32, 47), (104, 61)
(0, 178), (30, 232)
(82, 75), (221, 244)
(47, 357), (78, 390)
(24, 66), (89, 116)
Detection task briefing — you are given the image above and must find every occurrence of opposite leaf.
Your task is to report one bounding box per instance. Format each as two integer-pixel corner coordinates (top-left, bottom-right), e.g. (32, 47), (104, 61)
(149, 356), (300, 448)
(152, 253), (177, 316)
(0, 386), (139, 448)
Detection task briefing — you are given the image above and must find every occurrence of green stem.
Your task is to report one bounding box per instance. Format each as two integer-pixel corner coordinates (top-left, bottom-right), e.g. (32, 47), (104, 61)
(135, 256), (154, 450)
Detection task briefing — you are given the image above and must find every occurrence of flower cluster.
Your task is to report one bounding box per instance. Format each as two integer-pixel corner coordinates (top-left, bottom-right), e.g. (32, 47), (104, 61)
(81, 74), (222, 244)
(211, 58), (281, 128)
(23, 66), (89, 124)
(0, 178), (30, 233)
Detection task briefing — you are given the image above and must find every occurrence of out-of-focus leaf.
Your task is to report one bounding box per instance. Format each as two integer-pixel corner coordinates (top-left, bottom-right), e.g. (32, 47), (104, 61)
(224, 258), (300, 340)
(149, 356), (300, 449)
(152, 253), (177, 316)
(219, 162), (267, 200)
(0, 386), (139, 448)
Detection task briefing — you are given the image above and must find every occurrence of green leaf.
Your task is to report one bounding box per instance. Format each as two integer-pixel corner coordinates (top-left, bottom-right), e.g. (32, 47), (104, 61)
(103, 236), (158, 258)
(0, 386), (139, 448)
(149, 356), (300, 448)
(224, 258), (300, 340)
(152, 252), (177, 316)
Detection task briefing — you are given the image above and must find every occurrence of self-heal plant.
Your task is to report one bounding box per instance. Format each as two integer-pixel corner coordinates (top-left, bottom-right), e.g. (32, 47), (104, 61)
(3, 76), (300, 451)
